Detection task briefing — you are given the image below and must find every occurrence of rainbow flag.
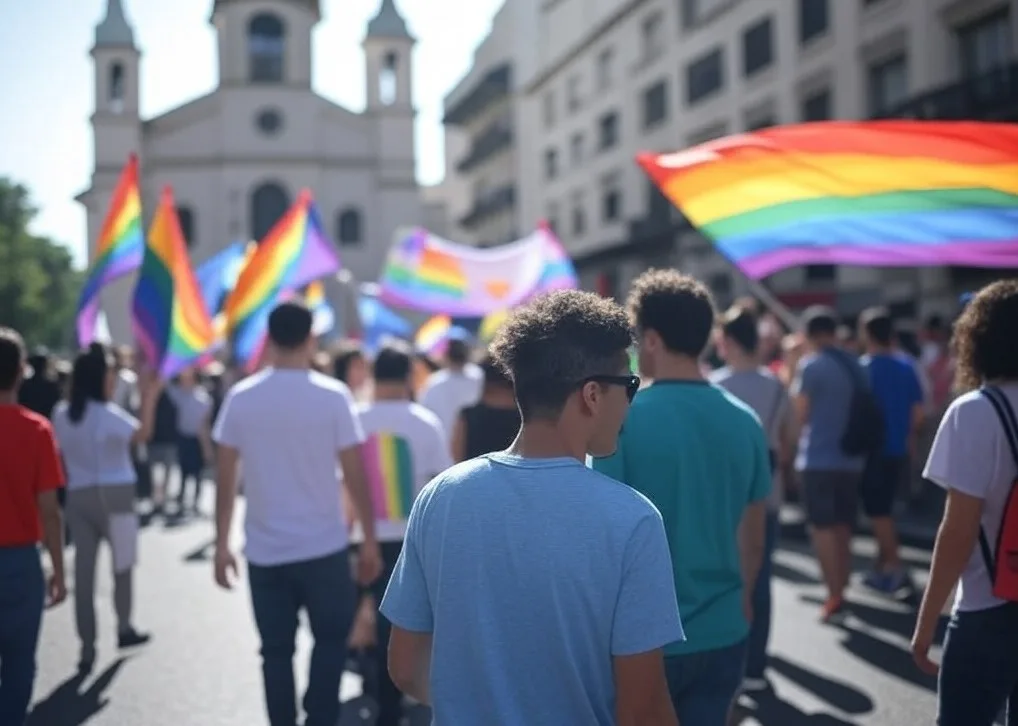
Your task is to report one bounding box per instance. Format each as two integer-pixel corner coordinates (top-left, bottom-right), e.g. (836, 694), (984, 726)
(637, 120), (1018, 280)
(131, 187), (215, 378)
(76, 154), (144, 346)
(363, 432), (415, 521)
(415, 315), (451, 356)
(224, 189), (339, 365)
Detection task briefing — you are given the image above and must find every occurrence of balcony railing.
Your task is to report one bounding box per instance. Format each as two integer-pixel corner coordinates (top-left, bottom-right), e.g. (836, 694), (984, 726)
(443, 64), (513, 127)
(458, 185), (516, 229)
(456, 124), (514, 173)
(874, 61), (1018, 121)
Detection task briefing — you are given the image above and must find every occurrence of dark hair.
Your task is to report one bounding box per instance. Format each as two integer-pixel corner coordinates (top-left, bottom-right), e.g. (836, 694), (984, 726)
(267, 301), (313, 350)
(490, 290), (632, 420)
(373, 339), (413, 383)
(627, 269), (715, 358)
(447, 338), (470, 366)
(331, 339), (364, 384)
(721, 305), (759, 354)
(860, 306), (894, 347)
(925, 313), (946, 333)
(477, 351), (512, 389)
(802, 305), (838, 339)
(952, 279), (1018, 392)
(69, 347), (113, 423)
(0, 327), (26, 391)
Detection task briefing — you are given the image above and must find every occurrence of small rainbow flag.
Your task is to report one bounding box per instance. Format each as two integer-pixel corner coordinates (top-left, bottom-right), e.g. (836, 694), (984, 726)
(415, 315), (451, 356)
(363, 432), (415, 521)
(478, 310), (508, 343)
(638, 120), (1018, 280)
(131, 187), (215, 378)
(224, 189), (339, 366)
(76, 154), (144, 346)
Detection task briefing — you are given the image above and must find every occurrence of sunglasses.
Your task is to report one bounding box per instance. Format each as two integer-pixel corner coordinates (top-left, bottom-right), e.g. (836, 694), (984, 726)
(584, 374), (641, 402)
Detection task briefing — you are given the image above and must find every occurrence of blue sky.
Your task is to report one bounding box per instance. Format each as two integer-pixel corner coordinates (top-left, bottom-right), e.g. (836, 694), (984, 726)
(0, 0), (502, 268)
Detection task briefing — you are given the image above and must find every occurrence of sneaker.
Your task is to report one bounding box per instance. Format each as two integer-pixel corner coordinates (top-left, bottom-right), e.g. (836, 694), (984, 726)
(820, 595), (845, 623)
(742, 677), (768, 693)
(863, 570), (890, 591)
(117, 628), (152, 648)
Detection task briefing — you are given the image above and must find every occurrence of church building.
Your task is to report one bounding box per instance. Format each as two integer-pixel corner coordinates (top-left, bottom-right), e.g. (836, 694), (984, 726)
(78, 0), (422, 342)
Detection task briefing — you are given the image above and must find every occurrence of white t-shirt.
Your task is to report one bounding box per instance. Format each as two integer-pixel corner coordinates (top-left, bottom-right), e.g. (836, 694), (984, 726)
(419, 365), (483, 437)
(52, 400), (139, 489)
(924, 384), (1018, 613)
(212, 368), (364, 567)
(353, 400), (452, 543)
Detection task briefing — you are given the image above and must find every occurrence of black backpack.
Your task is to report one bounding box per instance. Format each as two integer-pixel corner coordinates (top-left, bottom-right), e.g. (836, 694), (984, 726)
(826, 350), (885, 457)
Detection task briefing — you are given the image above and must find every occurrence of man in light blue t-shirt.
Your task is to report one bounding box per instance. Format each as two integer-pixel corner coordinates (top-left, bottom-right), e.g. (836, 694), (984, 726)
(380, 290), (683, 726)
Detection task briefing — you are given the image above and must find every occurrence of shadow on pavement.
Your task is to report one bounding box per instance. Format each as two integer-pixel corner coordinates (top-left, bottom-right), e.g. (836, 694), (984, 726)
(182, 539), (215, 563)
(27, 657), (128, 726)
(768, 655), (873, 715)
(733, 694), (856, 726)
(338, 695), (430, 725)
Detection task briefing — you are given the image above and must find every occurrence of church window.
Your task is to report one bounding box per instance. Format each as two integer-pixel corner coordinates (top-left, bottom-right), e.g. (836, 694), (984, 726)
(256, 108), (284, 136)
(248, 14), (285, 83)
(109, 62), (125, 113)
(337, 208), (363, 246)
(379, 52), (398, 105)
(250, 183), (291, 243)
(176, 206), (196, 249)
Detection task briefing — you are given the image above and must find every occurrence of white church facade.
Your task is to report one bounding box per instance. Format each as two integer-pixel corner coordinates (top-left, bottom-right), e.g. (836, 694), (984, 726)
(78, 0), (423, 342)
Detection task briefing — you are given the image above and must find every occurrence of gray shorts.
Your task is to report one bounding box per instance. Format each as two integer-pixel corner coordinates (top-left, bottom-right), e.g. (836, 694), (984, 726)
(148, 443), (178, 467)
(801, 470), (860, 528)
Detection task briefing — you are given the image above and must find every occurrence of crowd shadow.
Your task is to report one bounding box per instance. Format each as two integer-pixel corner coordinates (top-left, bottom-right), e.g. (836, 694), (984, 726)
(27, 657), (128, 726)
(182, 539), (215, 563)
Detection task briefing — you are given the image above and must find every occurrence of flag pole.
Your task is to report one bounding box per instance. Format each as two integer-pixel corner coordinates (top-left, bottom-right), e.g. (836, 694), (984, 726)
(704, 234), (801, 332)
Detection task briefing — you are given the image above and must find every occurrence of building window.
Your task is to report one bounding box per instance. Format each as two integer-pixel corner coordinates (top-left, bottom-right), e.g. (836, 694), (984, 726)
(647, 177), (672, 225)
(601, 174), (622, 222)
(799, 0), (828, 45)
(567, 75), (582, 112)
(686, 47), (724, 104)
(337, 208), (362, 246)
(570, 133), (584, 167)
(746, 115), (776, 131)
(543, 91), (555, 128)
(642, 80), (668, 129)
(957, 9), (1013, 79)
(176, 206), (196, 249)
(743, 17), (774, 77)
(801, 88), (832, 120)
(109, 62), (125, 113)
(571, 193), (586, 237)
(641, 12), (663, 62)
(250, 182), (291, 242)
(868, 55), (908, 116)
(379, 51), (399, 105)
(596, 48), (614, 90)
(805, 264), (837, 282)
(544, 148), (559, 180)
(255, 108), (284, 135)
(598, 111), (619, 150)
(248, 13), (285, 83)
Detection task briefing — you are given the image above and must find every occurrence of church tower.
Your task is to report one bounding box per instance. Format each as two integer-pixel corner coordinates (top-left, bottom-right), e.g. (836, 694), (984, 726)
(90, 0), (142, 180)
(210, 0), (320, 88)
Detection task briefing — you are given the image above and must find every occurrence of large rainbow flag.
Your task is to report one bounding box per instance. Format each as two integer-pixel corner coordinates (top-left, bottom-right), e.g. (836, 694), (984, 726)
(224, 190), (339, 365)
(638, 120), (1018, 280)
(76, 154), (144, 346)
(131, 188), (215, 378)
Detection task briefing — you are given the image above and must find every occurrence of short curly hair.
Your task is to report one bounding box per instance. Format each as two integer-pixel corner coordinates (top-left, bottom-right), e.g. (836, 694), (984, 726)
(627, 269), (715, 357)
(490, 290), (632, 419)
(951, 279), (1018, 393)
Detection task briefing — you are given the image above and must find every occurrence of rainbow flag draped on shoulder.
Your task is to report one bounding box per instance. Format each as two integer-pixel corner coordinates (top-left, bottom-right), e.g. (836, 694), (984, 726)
(76, 154), (144, 346)
(638, 120), (1018, 280)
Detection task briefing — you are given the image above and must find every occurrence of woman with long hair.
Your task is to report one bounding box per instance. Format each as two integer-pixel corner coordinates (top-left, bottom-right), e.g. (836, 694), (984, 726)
(451, 353), (520, 462)
(51, 345), (161, 672)
(912, 279), (1018, 726)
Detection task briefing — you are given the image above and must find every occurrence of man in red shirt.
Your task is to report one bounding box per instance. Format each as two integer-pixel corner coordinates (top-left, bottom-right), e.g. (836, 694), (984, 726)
(0, 327), (67, 725)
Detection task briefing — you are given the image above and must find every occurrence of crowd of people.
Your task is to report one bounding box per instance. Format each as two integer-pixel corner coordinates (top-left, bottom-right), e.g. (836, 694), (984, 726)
(0, 270), (1016, 726)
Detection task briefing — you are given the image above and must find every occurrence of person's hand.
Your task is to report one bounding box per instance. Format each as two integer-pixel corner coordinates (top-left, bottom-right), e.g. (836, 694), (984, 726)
(214, 547), (239, 590)
(910, 627), (939, 676)
(46, 572), (67, 607)
(357, 540), (383, 586)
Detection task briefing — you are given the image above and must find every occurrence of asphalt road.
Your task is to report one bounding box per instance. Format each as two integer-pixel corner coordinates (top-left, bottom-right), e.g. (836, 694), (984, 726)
(30, 492), (944, 726)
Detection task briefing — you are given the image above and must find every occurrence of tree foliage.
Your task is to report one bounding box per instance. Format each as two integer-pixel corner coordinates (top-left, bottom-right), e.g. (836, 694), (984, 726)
(0, 178), (83, 351)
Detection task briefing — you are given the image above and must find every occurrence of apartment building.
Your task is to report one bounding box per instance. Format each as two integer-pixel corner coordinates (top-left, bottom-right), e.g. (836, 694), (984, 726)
(518, 0), (1017, 317)
(441, 0), (541, 246)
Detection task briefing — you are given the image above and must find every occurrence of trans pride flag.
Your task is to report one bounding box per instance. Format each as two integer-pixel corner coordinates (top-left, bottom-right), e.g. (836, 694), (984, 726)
(131, 188), (215, 378)
(76, 154), (144, 346)
(638, 120), (1018, 280)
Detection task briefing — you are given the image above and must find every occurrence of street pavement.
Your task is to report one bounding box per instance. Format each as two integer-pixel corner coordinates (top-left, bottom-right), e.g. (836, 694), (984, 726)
(31, 490), (945, 726)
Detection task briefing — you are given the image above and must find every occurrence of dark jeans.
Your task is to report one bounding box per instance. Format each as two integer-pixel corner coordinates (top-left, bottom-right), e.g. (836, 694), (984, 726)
(938, 601), (1018, 726)
(0, 546), (45, 726)
(176, 436), (203, 508)
(371, 541), (418, 726)
(746, 510), (779, 679)
(248, 549), (356, 726)
(664, 638), (748, 726)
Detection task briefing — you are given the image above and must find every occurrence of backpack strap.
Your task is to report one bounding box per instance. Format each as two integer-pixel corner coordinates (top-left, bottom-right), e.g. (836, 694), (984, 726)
(824, 349), (864, 393)
(976, 386), (1018, 581)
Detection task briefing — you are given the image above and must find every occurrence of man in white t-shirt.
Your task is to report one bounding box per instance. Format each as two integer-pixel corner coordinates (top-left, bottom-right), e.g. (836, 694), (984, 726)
(419, 337), (482, 437)
(212, 301), (382, 726)
(356, 339), (451, 726)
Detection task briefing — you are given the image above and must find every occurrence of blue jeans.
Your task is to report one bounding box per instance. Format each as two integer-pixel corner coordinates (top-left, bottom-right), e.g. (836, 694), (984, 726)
(0, 546), (45, 726)
(938, 601), (1018, 726)
(664, 639), (748, 726)
(248, 549), (356, 726)
(745, 510), (779, 679)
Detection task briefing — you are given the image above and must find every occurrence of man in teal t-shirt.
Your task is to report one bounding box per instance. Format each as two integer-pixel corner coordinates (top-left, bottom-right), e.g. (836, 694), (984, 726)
(593, 270), (771, 726)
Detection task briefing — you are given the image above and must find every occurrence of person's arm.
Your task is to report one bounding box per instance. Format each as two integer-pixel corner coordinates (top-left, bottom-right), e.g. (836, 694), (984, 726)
(738, 428), (772, 620)
(36, 423), (67, 605)
(130, 375), (163, 444)
(211, 392), (241, 589)
(335, 391), (381, 584)
(450, 413), (466, 463)
(908, 370), (926, 460)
